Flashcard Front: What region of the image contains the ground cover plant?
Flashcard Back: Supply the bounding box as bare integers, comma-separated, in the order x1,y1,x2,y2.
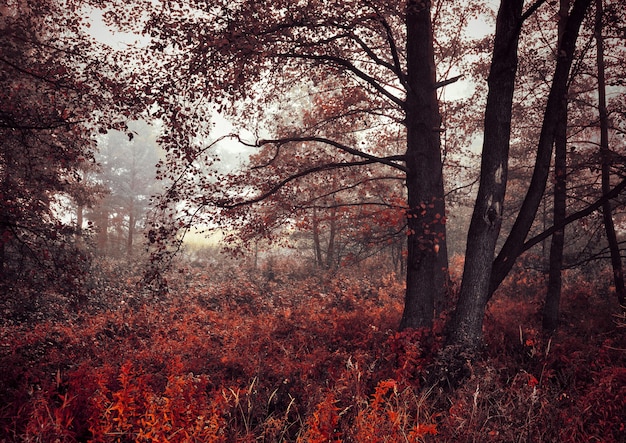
1,256,624,442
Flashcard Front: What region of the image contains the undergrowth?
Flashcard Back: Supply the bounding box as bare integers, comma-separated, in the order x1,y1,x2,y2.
1,256,624,442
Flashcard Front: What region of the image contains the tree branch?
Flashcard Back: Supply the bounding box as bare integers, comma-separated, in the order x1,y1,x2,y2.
434,74,463,89
519,177,626,255
521,0,549,23
279,52,405,109
248,135,408,172
217,158,389,209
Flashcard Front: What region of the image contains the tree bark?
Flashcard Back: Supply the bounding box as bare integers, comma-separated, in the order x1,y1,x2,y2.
543,114,567,331
448,0,524,347
312,207,323,268
595,0,626,309
489,0,593,295
543,0,571,333
326,204,337,269
400,0,447,330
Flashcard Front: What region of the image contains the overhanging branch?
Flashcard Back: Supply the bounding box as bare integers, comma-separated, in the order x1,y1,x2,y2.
250,135,407,172
519,177,626,255
217,158,387,209
279,52,405,109
434,74,463,89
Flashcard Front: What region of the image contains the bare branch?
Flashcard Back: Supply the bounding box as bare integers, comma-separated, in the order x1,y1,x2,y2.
434,74,463,89
250,135,407,172
279,52,405,109
520,177,626,257
521,0,548,23
217,158,389,209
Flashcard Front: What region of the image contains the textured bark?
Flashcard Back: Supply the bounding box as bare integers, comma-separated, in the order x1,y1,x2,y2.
489,0,593,295
399,0,447,329
448,0,523,347
595,0,626,309
543,0,571,333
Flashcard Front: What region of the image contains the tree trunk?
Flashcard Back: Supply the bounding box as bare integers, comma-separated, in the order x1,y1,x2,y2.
595,0,626,309
489,0,593,295
326,204,337,269
95,208,109,257
448,0,523,347
543,0,571,332
311,208,323,268
127,200,135,257
400,0,447,330
543,113,567,331
77,204,84,235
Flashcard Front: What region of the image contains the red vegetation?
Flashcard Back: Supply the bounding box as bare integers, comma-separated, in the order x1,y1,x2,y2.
1,258,624,442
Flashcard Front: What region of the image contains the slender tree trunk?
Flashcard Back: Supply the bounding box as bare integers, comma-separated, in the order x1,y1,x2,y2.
543,114,567,331
543,0,571,332
435,226,451,314
595,0,626,309
312,207,323,267
489,0,593,295
127,200,135,257
400,0,447,330
96,208,109,257
448,0,523,347
77,204,84,235
326,204,337,269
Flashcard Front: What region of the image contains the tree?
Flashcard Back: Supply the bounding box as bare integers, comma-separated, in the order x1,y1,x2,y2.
218,84,410,271
92,122,161,258
542,0,571,332
0,0,149,306
594,0,626,310
0,1,99,294
125,0,489,327
103,0,625,348
447,0,527,347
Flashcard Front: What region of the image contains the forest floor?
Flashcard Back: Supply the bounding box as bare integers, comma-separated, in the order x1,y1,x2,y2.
1,256,625,442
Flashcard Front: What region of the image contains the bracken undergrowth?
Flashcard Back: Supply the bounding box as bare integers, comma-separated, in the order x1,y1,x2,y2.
1,256,624,442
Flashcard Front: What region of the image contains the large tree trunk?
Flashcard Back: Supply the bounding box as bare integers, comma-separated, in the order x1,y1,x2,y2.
489,0,593,295
543,0,571,332
595,0,626,309
448,0,523,347
400,0,448,330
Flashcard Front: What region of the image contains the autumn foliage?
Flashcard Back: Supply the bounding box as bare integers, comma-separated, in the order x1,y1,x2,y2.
1,256,624,442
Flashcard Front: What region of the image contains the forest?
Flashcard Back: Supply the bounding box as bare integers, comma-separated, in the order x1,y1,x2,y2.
1,0,625,441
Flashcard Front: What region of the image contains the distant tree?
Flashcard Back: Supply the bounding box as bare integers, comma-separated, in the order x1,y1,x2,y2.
0,1,97,294
0,0,146,305
92,122,160,258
